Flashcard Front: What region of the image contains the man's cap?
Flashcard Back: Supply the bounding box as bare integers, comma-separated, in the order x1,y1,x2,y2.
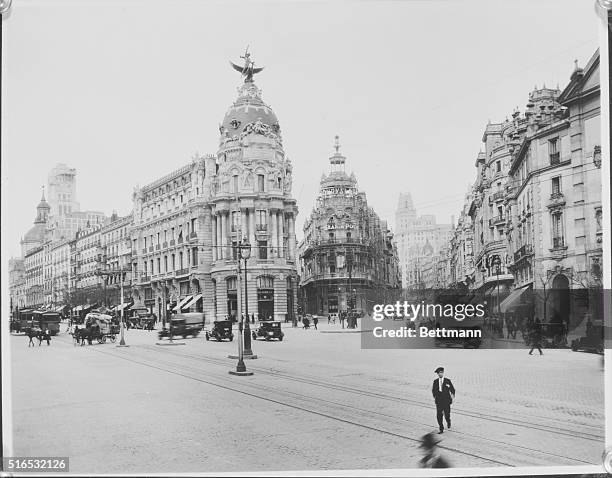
435,367,444,373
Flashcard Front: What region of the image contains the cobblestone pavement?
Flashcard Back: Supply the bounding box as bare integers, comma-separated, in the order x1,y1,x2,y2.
7,321,605,474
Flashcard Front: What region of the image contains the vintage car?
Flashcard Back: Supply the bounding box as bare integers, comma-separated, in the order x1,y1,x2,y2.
158,313,204,339
205,320,234,342
571,320,604,354
431,315,483,349
252,321,284,341
126,307,154,329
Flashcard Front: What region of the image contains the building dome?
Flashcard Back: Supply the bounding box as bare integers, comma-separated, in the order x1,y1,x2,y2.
23,223,46,243
220,81,280,138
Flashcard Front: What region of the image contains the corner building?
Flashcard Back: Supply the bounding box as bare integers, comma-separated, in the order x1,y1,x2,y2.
130,65,299,322
299,138,401,315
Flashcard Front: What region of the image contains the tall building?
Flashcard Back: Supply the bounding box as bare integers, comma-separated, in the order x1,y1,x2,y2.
45,163,107,241
298,137,401,315
47,163,80,217
505,50,602,327
395,193,453,289
20,191,51,257
130,53,299,322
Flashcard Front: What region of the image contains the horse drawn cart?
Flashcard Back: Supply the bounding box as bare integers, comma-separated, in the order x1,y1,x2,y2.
73,312,117,345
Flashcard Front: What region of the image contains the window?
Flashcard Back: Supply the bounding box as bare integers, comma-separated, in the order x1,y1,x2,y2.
231,211,240,232
232,175,239,193
552,176,561,195
256,210,267,230
227,277,237,291
257,276,274,289
549,138,560,164
179,252,183,269
191,218,197,232
192,248,198,266
552,211,564,247
164,256,168,272
258,240,268,259
257,174,265,192
496,161,501,172
171,254,175,270
157,258,161,274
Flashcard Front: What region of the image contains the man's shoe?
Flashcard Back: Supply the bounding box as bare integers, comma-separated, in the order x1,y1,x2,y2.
438,429,444,434
447,423,451,429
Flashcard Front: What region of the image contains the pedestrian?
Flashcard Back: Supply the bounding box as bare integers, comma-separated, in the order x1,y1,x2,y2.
43,328,51,346
418,432,451,468
251,313,255,324
432,366,455,434
27,329,35,347
313,315,318,330
529,317,543,355
328,314,331,324
340,312,345,329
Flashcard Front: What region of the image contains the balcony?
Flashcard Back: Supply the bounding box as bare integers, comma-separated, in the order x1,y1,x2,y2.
489,191,505,203
176,268,189,276
148,246,154,252
142,248,147,254
256,224,268,232
513,244,534,263
189,232,197,242
170,239,176,246
547,192,566,208
489,215,505,227
140,275,151,283
178,237,184,244
162,241,168,249
155,244,160,251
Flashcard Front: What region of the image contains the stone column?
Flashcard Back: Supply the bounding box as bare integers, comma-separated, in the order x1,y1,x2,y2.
241,207,248,241
221,212,228,260
288,215,296,260
270,210,278,258
212,215,217,261
248,208,256,259
278,212,285,258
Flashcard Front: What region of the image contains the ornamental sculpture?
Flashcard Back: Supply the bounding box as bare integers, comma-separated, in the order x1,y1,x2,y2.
230,47,264,83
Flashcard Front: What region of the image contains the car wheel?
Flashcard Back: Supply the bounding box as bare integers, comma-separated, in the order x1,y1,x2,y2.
205,335,209,341
252,332,257,340
279,336,283,341
230,336,233,342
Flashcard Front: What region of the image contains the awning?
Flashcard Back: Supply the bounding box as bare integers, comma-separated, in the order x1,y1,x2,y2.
499,286,531,314
173,295,193,312
181,294,202,310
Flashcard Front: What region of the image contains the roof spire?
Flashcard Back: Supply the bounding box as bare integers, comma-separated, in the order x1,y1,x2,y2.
334,135,341,154
41,185,45,201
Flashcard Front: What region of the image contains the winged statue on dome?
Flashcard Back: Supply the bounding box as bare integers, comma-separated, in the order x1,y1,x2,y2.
230,47,264,83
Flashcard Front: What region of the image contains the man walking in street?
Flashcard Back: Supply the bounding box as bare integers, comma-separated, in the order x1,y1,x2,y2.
312,315,318,330
432,367,455,434
529,317,543,355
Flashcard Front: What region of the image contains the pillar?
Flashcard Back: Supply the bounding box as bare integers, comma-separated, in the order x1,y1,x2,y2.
270,210,278,258
212,215,217,261
278,212,285,258
221,212,228,260
241,207,248,241
248,208,256,259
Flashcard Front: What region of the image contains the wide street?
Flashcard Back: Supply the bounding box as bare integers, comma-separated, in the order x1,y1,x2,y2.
8,320,605,474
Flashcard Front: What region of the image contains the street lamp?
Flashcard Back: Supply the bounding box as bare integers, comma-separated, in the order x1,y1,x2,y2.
229,237,254,376
493,256,502,318
241,238,257,359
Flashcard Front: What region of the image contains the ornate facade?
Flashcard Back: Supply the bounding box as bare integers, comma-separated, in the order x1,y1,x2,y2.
299,137,401,315
130,59,299,322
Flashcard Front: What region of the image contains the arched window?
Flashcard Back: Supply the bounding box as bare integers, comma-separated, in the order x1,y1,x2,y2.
257,276,274,289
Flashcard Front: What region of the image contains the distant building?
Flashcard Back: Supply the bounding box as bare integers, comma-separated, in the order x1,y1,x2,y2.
395,193,453,289
298,137,401,315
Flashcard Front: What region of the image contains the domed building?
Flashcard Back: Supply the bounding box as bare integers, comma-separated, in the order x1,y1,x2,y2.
21,189,50,256
130,51,299,323
298,137,401,316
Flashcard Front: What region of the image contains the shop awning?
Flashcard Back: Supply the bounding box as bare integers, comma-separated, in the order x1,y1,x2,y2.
173,295,193,312
500,286,531,314
181,294,202,310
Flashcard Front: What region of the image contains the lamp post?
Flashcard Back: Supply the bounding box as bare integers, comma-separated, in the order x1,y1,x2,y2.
229,238,253,376
241,238,257,359
493,256,502,317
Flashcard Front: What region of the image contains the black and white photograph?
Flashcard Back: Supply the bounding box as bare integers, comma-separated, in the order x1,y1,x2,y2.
1,0,611,476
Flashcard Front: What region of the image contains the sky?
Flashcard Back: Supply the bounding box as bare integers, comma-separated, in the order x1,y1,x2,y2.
1,0,601,260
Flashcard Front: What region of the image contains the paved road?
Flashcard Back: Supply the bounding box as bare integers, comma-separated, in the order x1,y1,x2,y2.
7,322,605,474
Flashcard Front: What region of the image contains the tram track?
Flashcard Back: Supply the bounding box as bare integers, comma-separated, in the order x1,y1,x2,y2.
136,344,604,442
65,338,601,467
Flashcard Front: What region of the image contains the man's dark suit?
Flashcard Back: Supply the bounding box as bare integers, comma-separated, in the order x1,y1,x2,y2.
432,377,455,431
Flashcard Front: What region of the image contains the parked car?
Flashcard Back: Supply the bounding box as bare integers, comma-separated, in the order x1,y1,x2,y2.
205,320,234,342
127,307,154,329
252,321,284,341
